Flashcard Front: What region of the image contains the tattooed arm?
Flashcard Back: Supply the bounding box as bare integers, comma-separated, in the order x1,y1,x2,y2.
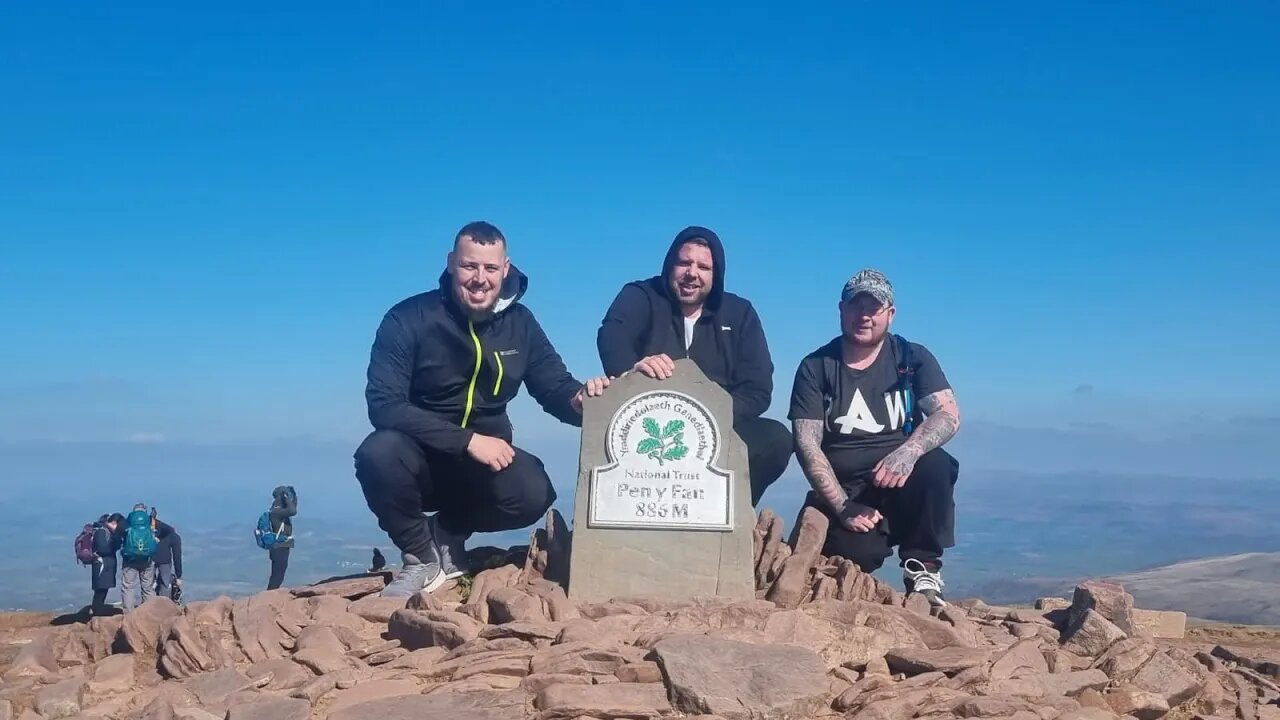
904,389,961,456
793,419,881,532
793,419,846,511
872,389,961,488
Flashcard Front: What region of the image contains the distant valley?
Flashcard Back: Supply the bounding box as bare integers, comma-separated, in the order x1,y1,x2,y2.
2,439,1278,622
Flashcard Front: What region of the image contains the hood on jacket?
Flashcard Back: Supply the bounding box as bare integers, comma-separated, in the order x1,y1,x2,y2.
438,264,529,319
661,226,726,311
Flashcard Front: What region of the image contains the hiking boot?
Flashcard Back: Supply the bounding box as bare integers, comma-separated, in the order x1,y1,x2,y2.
429,514,472,580
380,549,445,598
902,558,947,607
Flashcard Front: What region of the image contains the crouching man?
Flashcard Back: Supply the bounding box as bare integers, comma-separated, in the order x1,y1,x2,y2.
596,226,792,506
355,222,609,597
789,269,961,606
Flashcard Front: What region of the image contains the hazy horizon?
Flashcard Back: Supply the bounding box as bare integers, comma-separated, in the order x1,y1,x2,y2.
5,423,1277,619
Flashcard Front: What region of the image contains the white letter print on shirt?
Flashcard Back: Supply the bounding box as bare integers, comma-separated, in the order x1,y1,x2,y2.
832,388,907,434
833,388,884,434
883,390,906,431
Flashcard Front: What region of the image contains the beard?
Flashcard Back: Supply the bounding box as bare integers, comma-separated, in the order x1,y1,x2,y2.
670,277,711,309
454,284,499,321
844,323,889,347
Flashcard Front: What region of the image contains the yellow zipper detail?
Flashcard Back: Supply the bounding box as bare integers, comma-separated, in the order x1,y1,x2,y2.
492,351,504,396
461,320,482,428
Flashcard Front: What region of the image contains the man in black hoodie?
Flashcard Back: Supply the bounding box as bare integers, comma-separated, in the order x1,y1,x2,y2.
355,221,610,598
150,508,183,601
597,226,792,506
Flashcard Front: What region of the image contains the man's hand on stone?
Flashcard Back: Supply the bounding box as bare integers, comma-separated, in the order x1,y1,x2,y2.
632,354,676,380
872,445,920,489
570,376,612,414
840,502,882,533
467,433,515,472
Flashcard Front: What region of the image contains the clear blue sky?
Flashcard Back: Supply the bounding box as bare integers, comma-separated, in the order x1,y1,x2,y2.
2,2,1277,451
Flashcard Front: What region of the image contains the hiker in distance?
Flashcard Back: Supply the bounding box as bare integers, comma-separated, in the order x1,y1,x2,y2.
354,221,612,598
88,513,124,616
597,226,792,506
119,503,159,612
256,485,297,590
789,269,961,606
150,508,183,603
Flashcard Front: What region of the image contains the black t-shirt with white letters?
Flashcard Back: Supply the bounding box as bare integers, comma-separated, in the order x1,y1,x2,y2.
789,336,950,481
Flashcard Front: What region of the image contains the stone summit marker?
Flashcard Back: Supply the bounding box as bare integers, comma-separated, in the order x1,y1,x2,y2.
568,359,754,602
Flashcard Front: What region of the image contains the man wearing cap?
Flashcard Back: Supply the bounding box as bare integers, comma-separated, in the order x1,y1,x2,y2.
596,226,792,506
789,269,961,606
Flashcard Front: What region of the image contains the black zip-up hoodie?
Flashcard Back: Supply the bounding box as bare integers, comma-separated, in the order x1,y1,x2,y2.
153,520,182,578
596,226,775,423
366,266,584,455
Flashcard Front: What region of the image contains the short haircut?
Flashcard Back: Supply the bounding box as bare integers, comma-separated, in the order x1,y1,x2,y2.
455,221,506,248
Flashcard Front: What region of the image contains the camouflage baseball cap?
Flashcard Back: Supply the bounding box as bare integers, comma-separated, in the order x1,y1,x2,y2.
841,268,894,306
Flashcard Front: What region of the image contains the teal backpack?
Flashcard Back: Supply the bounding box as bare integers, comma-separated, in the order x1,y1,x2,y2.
120,510,158,563
255,511,288,550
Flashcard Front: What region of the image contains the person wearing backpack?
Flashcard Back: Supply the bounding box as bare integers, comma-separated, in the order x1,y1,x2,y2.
150,508,183,603
119,503,159,612
259,485,296,590
75,523,97,567
89,513,123,616
789,269,962,607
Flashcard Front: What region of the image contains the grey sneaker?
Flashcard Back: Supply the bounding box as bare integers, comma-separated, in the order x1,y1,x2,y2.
380,549,445,598
428,514,472,580
903,558,947,607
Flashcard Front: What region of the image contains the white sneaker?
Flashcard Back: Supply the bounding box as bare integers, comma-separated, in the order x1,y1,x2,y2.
903,558,947,607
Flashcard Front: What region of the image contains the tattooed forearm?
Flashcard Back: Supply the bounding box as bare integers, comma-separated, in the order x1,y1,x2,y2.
793,419,847,512
902,389,961,456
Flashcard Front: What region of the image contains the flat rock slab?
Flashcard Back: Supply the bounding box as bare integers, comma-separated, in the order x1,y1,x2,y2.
183,669,258,707
291,576,385,600
1130,651,1203,705
326,679,422,714
886,646,994,675
327,690,526,720
3,634,59,681
35,678,85,720
225,697,310,720
347,596,408,624
388,609,482,650
536,682,673,719
653,634,829,720
245,658,313,692
86,654,136,694
1131,609,1186,639
991,640,1050,680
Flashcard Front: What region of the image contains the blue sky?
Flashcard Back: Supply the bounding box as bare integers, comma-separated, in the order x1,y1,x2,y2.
2,3,1277,471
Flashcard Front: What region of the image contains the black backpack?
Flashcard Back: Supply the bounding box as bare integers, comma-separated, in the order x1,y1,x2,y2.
893,334,917,436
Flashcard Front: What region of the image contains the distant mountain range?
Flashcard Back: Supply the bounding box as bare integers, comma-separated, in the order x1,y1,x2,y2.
1112,552,1280,626
966,552,1280,626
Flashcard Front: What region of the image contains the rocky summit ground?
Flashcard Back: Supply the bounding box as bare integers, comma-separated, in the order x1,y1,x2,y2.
1,507,1278,720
